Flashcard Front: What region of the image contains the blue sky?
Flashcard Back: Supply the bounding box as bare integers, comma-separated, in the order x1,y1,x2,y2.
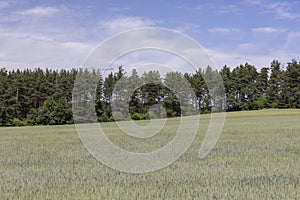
0,0,299,71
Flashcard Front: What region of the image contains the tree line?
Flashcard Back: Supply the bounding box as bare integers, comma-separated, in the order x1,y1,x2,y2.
0,59,299,126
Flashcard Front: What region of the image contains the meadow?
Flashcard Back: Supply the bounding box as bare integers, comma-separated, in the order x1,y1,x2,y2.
0,109,300,199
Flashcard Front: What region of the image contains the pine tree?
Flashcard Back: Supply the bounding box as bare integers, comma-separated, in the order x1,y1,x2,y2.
284,60,300,108
266,60,283,108
253,67,269,109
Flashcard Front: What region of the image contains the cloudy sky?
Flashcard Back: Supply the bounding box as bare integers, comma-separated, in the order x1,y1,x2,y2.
0,0,299,71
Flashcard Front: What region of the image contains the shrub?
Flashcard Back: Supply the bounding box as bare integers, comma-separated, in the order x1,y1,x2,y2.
131,113,150,120
98,113,110,122
112,112,129,121
11,118,27,126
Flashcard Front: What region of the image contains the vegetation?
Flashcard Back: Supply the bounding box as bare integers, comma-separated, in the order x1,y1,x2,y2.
0,109,299,199
0,68,76,126
0,59,300,126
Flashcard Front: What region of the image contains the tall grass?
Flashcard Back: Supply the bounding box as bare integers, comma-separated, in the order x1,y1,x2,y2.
0,109,299,199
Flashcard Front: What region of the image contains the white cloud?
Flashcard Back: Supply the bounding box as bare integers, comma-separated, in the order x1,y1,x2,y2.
108,6,130,12
81,28,217,76
174,23,200,34
215,4,240,14
0,15,159,70
178,3,241,15
252,27,285,33
0,1,13,9
0,29,93,69
0,0,296,74
269,1,299,19
244,0,262,6
236,43,259,54
208,27,240,33
245,0,300,20
286,31,300,40
207,48,279,69
283,31,300,54
102,16,157,34
17,6,60,16
206,33,299,70
205,28,299,69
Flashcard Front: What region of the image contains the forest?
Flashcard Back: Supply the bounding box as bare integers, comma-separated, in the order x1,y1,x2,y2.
0,59,299,126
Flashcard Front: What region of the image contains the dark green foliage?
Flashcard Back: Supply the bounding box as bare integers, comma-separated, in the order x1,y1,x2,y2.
189,68,209,113
284,60,300,108
253,67,269,109
266,60,283,108
37,98,73,125
130,112,148,120
0,68,75,126
0,59,299,126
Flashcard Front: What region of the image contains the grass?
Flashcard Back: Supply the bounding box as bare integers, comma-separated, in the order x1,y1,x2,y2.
0,109,300,199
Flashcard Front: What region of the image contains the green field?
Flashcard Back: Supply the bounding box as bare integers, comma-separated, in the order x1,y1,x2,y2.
1,109,300,199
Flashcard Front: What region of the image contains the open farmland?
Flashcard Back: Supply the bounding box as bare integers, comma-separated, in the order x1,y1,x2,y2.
0,109,300,199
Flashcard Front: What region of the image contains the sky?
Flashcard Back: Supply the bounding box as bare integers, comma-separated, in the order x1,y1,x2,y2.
0,0,299,72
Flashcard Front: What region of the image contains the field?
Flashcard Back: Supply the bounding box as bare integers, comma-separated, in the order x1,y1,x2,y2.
0,109,300,199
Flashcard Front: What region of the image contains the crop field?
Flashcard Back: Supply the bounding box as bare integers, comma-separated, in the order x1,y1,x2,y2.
0,109,300,199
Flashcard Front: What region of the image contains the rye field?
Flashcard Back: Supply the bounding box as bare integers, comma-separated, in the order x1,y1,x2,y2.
0,109,300,199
